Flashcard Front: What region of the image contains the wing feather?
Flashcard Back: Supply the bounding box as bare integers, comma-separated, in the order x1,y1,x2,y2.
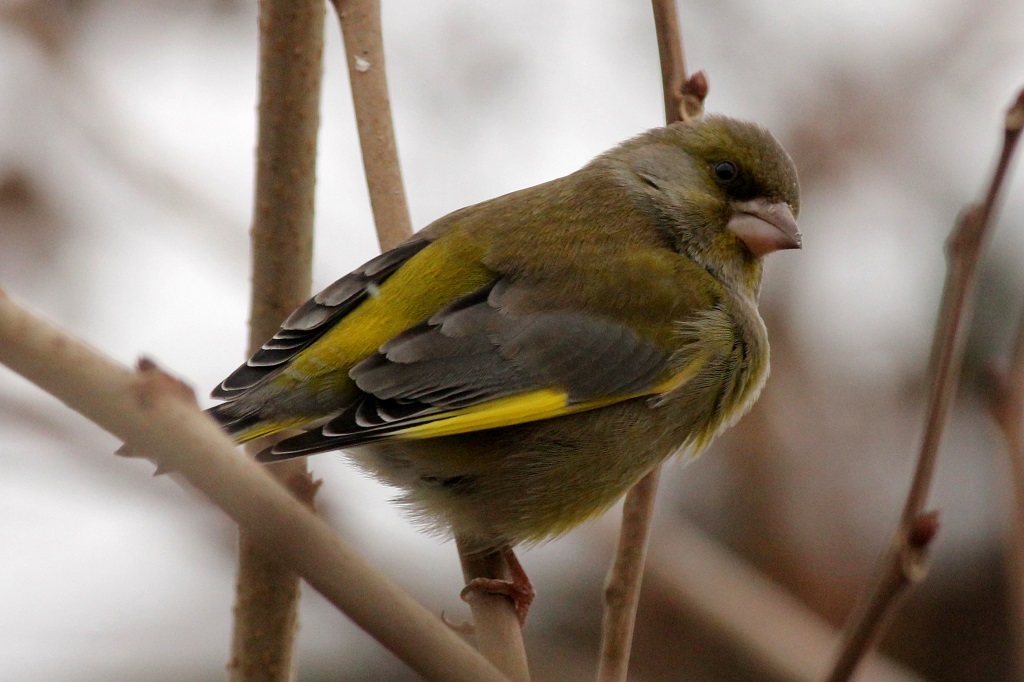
263,278,681,459
212,238,431,399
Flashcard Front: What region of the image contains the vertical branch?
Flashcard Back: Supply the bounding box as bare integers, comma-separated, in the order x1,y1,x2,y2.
651,0,685,123
229,1,325,680
597,469,662,682
329,0,413,250
995,325,1024,682
988,305,1024,679
826,87,1024,682
597,3,706,681
457,540,532,682
329,0,528,672
985,91,1024,682
650,1,707,124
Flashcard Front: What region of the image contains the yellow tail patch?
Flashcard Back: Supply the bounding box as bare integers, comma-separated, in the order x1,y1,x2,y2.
234,418,309,444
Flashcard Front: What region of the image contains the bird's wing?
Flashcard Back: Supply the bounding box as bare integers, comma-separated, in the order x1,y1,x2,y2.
212,237,434,400
261,277,718,461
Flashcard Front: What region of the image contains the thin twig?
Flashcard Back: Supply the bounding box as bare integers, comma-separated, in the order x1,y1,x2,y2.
0,291,508,682
826,86,1024,682
230,1,324,679
453,547,529,675
596,4,707,681
985,91,1024,682
651,0,685,124
597,468,661,682
650,0,707,125
329,0,413,251
330,0,527,670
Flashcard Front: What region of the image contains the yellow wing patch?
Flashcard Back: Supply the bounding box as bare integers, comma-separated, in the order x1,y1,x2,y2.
394,389,571,439
390,351,709,441
273,233,493,391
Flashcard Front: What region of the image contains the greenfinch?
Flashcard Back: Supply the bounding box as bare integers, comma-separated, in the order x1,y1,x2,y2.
209,115,799,589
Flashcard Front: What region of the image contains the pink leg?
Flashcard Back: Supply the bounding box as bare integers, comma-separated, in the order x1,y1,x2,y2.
460,545,536,627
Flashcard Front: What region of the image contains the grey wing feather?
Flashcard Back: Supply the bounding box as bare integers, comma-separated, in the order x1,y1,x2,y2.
265,278,669,458
211,237,431,400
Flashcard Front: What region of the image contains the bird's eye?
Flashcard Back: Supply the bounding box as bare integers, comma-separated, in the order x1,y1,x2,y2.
713,161,739,183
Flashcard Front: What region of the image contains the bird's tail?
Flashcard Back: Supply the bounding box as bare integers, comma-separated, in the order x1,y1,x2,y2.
205,403,305,445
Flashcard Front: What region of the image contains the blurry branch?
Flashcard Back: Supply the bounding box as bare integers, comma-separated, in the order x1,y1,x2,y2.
59,77,246,249
990,291,1024,681
2,394,99,445
596,4,705,681
598,467,661,682
985,87,1024,682
641,521,923,682
328,0,530,675
230,1,324,679
827,87,1024,682
329,0,413,251
3,5,245,254
0,291,507,682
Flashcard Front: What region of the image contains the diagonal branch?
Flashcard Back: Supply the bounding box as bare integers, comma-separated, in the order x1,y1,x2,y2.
642,520,924,682
0,291,508,682
826,86,1024,682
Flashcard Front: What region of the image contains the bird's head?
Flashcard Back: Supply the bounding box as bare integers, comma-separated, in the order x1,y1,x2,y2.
610,115,800,298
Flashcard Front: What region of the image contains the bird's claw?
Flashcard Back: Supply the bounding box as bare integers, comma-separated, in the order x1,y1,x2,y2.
440,610,475,635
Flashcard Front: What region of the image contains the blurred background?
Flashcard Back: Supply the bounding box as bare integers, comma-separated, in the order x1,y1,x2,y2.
2,0,1024,679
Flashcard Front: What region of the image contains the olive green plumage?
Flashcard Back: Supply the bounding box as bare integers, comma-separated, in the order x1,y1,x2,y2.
208,114,801,554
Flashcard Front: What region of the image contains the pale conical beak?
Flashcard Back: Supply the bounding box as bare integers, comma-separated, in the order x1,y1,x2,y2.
727,198,801,257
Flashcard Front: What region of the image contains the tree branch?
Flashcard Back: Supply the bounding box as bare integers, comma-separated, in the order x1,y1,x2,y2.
329,0,529,671
826,86,1024,682
984,87,1024,682
650,0,707,125
457,540,532,682
597,467,662,682
596,4,707,681
990,304,1024,679
0,291,508,682
642,520,923,682
229,1,324,679
329,0,413,250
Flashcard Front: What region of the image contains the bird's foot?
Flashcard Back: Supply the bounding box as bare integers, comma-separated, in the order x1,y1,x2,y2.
459,546,535,627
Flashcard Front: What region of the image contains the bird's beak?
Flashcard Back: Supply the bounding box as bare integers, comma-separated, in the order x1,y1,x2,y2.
727,198,801,257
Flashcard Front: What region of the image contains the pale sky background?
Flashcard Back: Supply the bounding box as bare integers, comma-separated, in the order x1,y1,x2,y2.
2,0,1024,679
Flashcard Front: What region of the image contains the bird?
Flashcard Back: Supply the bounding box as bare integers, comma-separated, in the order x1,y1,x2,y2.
207,114,800,622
